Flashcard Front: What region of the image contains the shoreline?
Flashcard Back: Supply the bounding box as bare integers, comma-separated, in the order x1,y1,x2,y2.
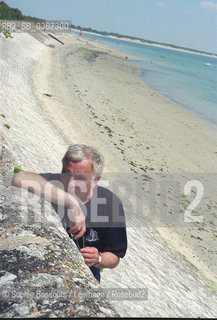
72,30,217,135
70,28,217,59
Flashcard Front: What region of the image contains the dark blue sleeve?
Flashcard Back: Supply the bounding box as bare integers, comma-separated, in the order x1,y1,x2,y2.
102,226,127,258
101,200,127,258
96,187,127,258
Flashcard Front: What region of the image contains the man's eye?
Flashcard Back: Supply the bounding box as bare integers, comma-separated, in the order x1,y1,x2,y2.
74,175,86,181
63,173,74,178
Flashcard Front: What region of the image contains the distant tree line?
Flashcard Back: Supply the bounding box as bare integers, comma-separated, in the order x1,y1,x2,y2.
71,23,217,56
71,23,147,42
0,1,43,21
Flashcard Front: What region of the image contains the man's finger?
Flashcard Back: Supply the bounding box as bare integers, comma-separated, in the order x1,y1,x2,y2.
81,252,95,259
74,226,86,239
80,247,96,253
83,258,95,267
83,258,93,263
68,226,79,234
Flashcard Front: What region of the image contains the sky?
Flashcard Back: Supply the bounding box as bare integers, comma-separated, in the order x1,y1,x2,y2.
4,0,217,53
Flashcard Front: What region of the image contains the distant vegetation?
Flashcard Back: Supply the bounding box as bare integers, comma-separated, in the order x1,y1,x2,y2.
71,24,217,57
0,1,43,21
71,23,149,43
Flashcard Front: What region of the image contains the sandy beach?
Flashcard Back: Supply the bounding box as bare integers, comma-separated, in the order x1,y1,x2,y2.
71,28,217,59
1,32,217,317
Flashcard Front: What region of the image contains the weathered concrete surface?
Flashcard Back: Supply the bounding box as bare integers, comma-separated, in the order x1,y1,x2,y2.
0,147,119,318
0,33,67,173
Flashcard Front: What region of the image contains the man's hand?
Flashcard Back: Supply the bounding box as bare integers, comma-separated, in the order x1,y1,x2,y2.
80,247,100,267
80,248,119,269
67,206,86,239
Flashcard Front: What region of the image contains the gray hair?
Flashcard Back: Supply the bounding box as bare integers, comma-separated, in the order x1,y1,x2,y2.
62,144,104,177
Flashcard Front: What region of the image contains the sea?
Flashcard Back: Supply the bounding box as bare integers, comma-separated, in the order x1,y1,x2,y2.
71,30,217,128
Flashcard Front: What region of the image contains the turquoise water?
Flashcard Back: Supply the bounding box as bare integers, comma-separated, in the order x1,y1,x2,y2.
71,31,217,127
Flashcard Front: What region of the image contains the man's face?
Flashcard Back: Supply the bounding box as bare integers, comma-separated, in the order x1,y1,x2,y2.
61,158,98,202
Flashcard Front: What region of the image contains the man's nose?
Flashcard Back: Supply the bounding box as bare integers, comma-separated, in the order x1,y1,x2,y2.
68,179,87,191
68,177,77,187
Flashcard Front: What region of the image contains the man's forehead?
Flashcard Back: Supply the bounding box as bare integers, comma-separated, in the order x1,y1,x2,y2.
63,158,93,173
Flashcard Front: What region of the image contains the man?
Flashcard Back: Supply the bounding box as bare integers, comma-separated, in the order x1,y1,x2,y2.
12,144,127,282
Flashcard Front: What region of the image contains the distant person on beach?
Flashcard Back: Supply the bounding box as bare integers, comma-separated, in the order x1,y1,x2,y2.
12,144,127,282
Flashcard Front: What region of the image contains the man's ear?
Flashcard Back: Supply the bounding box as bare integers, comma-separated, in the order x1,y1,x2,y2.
92,175,100,187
